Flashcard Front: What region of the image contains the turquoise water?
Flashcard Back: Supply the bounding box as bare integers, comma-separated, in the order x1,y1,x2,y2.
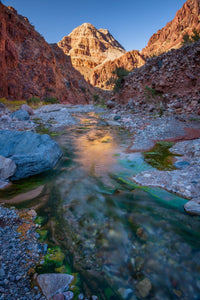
1,114,200,299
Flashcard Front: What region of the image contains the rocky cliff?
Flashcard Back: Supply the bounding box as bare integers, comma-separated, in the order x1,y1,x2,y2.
90,50,145,89
141,0,200,57
0,4,93,102
58,23,126,83
118,40,200,114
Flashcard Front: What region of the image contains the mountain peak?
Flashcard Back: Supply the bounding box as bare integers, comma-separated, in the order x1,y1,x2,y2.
58,23,125,81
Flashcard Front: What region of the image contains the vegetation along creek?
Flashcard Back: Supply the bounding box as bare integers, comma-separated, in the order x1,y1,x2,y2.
1,112,200,300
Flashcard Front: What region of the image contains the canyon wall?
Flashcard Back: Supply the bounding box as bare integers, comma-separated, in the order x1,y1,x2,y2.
141,0,200,57
0,4,93,103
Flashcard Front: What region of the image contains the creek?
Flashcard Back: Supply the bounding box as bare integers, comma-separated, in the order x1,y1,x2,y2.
1,112,200,300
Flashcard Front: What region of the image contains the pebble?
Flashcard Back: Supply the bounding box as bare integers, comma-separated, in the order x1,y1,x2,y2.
136,277,152,298
0,205,46,300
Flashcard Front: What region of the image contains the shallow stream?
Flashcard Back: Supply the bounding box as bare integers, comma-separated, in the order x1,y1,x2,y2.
1,113,200,299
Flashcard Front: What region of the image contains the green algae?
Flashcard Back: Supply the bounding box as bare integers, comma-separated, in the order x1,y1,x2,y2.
144,141,176,171
34,216,48,226
45,247,65,268
36,229,48,242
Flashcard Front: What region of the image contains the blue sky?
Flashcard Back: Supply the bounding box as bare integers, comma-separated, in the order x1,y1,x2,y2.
3,0,186,51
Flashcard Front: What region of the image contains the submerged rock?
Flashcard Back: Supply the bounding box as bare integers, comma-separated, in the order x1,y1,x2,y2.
36,273,74,299
0,130,63,180
136,277,152,298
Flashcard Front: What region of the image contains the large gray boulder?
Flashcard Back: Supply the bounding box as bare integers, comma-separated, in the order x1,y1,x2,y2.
10,109,30,121
0,130,63,180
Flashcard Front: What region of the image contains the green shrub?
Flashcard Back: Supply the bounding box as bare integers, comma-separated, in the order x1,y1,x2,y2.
107,67,130,93
27,97,41,105
182,29,200,45
144,86,162,100
44,97,59,104
93,93,99,102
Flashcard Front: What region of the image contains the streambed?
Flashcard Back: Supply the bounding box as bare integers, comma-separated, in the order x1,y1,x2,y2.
1,112,200,300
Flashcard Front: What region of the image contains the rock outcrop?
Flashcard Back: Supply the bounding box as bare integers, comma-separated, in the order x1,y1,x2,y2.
90,50,145,89
58,23,126,81
141,0,200,57
0,3,93,103
0,130,63,180
118,40,200,114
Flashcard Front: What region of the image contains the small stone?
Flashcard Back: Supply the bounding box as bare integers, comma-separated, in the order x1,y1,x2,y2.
148,105,155,112
136,278,152,298
106,100,116,109
16,276,21,281
118,288,133,299
114,115,121,121
174,102,182,109
63,291,74,300
136,227,148,241
53,294,65,300
173,289,182,298
4,279,9,285
0,268,5,277
144,173,151,178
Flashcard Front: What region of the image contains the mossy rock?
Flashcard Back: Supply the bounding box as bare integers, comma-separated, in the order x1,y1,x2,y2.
45,247,65,267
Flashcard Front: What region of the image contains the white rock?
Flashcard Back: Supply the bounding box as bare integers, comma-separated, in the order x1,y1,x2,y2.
0,155,16,180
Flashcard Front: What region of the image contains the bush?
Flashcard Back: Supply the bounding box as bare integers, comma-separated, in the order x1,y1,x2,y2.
27,97,41,105
108,67,129,93
182,29,200,45
93,93,99,102
43,97,59,104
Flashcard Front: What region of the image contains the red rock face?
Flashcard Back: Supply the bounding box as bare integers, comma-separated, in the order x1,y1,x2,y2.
118,40,200,113
90,50,146,89
141,0,200,58
0,4,93,103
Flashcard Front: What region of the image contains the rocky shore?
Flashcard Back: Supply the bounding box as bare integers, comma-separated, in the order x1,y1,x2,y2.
0,102,200,299
0,205,46,300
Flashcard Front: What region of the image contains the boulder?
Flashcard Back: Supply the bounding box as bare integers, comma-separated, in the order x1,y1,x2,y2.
21,104,34,115
37,273,74,300
0,155,16,179
10,109,30,121
184,198,200,216
0,130,63,180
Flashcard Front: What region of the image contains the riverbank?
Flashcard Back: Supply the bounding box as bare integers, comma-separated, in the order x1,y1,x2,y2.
0,205,46,300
